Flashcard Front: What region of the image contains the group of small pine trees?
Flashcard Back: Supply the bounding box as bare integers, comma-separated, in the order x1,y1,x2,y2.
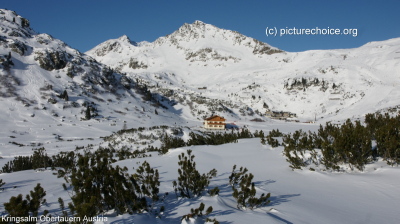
67,152,155,217
278,113,400,171
2,148,75,173
181,202,218,224
259,129,282,147
2,183,48,222
160,129,254,154
0,127,274,222
174,152,271,223
365,113,400,165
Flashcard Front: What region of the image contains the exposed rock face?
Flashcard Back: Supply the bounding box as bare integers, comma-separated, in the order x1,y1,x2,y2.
34,50,69,71
0,8,141,101
9,39,27,56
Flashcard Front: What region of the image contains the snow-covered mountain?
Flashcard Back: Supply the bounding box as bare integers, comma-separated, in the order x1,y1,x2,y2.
88,20,282,71
1,9,400,224
88,21,400,122
1,8,400,156
0,9,187,156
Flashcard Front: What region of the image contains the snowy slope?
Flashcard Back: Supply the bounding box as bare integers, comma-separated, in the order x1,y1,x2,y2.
88,21,400,122
1,137,399,224
0,9,192,157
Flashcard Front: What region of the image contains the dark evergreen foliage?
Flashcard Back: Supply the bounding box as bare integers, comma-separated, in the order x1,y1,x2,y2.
26,183,47,217
173,150,217,198
160,134,186,154
229,165,271,209
282,113,400,171
58,197,69,223
269,129,283,137
3,194,31,221
62,90,69,101
132,161,160,202
3,183,47,222
2,147,52,173
365,113,400,165
85,106,91,120
69,152,146,218
181,202,218,223
0,179,5,189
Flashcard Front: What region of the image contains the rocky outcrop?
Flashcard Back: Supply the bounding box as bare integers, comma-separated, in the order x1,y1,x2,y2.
34,49,69,71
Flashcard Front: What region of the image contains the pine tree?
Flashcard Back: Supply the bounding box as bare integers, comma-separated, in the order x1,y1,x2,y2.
173,150,217,198
85,106,91,120
4,194,31,219
0,179,5,189
62,90,68,101
58,197,69,223
181,203,217,223
229,165,270,210
26,183,47,217
3,184,47,222
133,160,160,202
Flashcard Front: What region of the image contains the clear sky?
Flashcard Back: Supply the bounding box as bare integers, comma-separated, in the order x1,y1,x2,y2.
3,0,400,52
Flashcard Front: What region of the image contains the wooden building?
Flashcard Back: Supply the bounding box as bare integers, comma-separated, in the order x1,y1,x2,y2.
204,115,226,130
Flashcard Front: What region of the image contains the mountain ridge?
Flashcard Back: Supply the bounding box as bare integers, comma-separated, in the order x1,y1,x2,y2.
1,8,400,154
87,20,400,122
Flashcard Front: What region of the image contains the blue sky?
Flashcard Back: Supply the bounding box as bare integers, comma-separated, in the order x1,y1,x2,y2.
3,0,400,52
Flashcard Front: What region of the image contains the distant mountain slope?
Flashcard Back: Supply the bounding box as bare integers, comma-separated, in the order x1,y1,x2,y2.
1,8,400,155
87,21,400,122
87,20,282,73
0,9,187,156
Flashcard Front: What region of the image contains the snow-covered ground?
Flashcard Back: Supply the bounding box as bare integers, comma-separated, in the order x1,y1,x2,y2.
1,136,399,224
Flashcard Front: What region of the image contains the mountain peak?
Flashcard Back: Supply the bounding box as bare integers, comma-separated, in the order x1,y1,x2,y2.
159,20,283,55
118,35,130,42
192,20,206,26
118,35,137,46
0,9,30,29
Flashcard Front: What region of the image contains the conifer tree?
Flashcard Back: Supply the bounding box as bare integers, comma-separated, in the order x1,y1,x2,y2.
181,202,218,223
3,184,47,222
133,160,160,202
229,165,270,210
26,183,47,217
62,90,68,101
4,194,31,219
85,106,91,120
173,150,217,198
0,179,5,189
58,197,68,216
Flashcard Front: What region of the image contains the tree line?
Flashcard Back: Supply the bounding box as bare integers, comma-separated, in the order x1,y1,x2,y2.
277,113,400,171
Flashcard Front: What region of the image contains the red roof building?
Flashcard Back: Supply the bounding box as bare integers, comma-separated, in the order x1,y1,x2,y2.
204,115,226,130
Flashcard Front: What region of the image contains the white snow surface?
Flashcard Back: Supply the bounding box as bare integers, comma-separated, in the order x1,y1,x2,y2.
87,21,400,122
1,137,399,224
